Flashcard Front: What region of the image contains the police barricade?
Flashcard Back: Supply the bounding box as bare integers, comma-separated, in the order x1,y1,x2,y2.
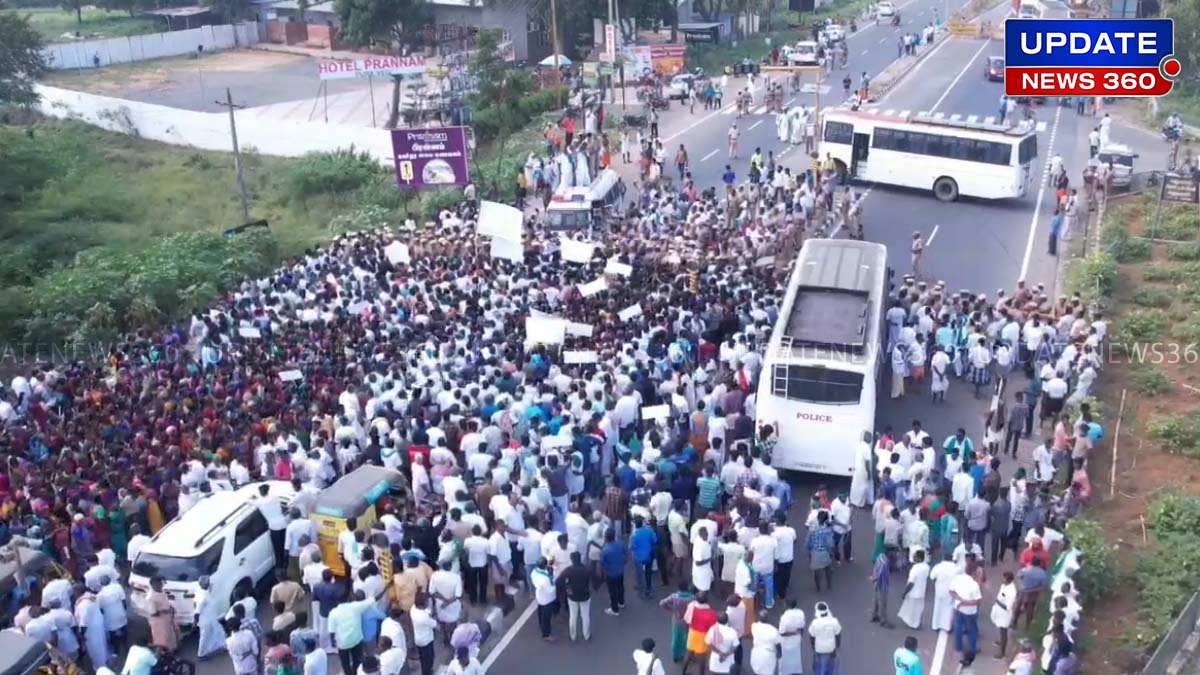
947,20,982,38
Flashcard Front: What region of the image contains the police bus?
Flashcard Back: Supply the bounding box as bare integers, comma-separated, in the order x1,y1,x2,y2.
755,239,890,476
819,108,1040,201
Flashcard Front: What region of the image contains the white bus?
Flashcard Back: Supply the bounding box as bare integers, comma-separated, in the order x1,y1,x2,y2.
819,109,1040,201
755,239,890,476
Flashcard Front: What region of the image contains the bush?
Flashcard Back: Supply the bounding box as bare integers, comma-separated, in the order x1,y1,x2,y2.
1132,364,1171,396
1065,518,1117,605
1103,221,1151,262
1147,412,1200,455
1067,251,1118,306
283,149,383,201
1149,493,1200,536
1114,309,1167,343
1157,208,1200,241
1136,532,1200,647
1167,241,1200,261
1143,262,1195,282
1132,286,1173,309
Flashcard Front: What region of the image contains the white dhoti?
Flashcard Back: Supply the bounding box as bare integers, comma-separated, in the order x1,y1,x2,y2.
849,469,872,508
314,601,332,651
693,562,714,592
898,595,925,629
931,591,954,632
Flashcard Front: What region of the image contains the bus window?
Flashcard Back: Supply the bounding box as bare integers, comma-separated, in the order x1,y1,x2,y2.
824,121,854,144
771,364,864,404
1018,136,1038,164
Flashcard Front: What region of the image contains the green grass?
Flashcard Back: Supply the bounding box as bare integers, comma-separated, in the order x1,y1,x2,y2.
2,7,161,41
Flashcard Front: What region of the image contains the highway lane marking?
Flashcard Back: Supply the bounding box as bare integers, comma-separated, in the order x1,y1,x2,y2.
481,600,538,670
1019,105,1063,280
930,37,991,112
861,49,871,55
880,37,888,43
926,224,940,245
700,148,719,161
930,629,950,674
874,35,957,103
749,120,763,130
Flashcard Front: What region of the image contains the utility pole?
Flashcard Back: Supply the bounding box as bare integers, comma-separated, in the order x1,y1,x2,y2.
550,0,562,108
215,87,251,224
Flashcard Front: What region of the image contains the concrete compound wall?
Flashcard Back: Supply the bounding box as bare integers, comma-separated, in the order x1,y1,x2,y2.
35,84,396,165
44,23,261,70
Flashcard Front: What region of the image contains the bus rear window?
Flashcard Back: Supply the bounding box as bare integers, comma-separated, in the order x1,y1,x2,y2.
771,364,863,404
1018,135,1038,165
823,121,854,145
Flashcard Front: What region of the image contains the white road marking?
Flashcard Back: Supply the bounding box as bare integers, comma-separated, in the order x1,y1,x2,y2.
899,109,911,117
984,115,996,124
481,601,538,670
950,114,962,121
930,38,991,112
663,102,737,142
927,224,940,245
930,630,950,675
753,105,767,115
880,37,888,43
884,108,896,115
966,114,979,123
861,49,871,55
1020,105,1063,280
786,97,797,106
749,120,763,130
700,148,719,161
875,36,957,103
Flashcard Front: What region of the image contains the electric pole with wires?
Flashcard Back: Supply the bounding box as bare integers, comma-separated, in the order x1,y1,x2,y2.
214,87,251,223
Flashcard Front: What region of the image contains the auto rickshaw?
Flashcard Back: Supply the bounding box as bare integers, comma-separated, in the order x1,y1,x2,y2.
310,465,410,580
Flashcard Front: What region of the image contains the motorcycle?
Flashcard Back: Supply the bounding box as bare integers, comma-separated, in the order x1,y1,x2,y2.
1163,124,1182,142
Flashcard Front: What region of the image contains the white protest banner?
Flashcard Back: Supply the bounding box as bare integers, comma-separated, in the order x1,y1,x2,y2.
490,236,523,262
565,322,593,337
525,315,567,345
559,236,597,264
641,404,670,421
477,201,523,241
754,255,776,268
618,303,643,321
563,350,599,364
384,241,411,264
578,277,608,297
604,258,633,276
348,301,372,315
238,326,262,339
279,370,304,382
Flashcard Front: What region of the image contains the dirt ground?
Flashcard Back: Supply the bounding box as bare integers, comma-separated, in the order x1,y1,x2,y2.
1080,191,1200,675
44,49,373,113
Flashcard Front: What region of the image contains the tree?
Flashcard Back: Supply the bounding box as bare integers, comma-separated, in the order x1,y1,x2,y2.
1165,0,1200,92
0,12,48,107
470,30,533,182
61,0,84,24
99,0,152,18
202,0,252,22
335,0,429,127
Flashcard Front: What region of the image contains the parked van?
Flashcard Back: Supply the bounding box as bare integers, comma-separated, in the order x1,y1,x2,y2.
546,169,624,232
128,481,294,626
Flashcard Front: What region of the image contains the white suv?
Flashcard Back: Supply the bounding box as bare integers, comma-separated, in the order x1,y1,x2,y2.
129,481,294,626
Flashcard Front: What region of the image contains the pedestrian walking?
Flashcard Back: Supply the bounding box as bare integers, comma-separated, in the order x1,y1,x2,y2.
870,551,894,628
991,571,1017,658
910,231,925,277
897,550,930,629
806,511,836,591
634,638,668,675
683,593,718,675
705,613,739,675
928,553,957,632
561,551,593,641
749,610,780,675
778,600,807,675
532,558,557,641
949,569,982,659
809,602,842,675
601,528,628,616
660,582,697,662
893,636,922,675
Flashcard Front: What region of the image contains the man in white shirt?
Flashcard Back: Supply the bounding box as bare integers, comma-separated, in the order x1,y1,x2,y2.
749,524,778,610
285,509,318,581
531,559,557,641
411,597,438,675
771,514,797,601
224,619,260,675
428,561,464,635
808,601,842,674
378,636,406,675
634,638,668,675
950,571,983,659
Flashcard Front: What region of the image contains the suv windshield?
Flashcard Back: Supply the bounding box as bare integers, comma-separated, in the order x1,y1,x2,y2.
132,540,223,583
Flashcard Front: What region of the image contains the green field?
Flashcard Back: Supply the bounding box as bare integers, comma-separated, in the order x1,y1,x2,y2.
2,7,162,41
0,116,415,345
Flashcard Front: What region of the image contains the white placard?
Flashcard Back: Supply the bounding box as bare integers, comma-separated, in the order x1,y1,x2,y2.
565,321,593,337
618,303,643,321
559,237,597,264
279,369,304,382
348,301,372,315
578,277,608,297
541,436,573,449
477,201,524,241
238,326,262,339
490,236,524,262
563,350,599,364
525,315,567,345
604,258,633,276
641,404,670,421
754,255,776,268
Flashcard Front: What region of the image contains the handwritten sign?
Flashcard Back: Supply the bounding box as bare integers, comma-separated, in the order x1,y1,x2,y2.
279,370,304,382
238,326,262,339
578,277,608,297
565,322,593,337
604,258,633,276
563,350,599,364
618,303,643,321
490,236,523,262
559,237,597,264
525,315,567,345
478,201,524,241
641,404,670,421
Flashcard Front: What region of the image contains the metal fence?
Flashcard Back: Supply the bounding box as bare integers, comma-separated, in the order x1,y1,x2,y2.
1142,592,1200,675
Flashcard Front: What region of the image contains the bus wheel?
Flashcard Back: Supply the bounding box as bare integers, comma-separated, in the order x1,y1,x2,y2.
933,177,959,202
833,159,849,181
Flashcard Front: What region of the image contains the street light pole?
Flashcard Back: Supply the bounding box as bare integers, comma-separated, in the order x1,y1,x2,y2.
215,87,251,224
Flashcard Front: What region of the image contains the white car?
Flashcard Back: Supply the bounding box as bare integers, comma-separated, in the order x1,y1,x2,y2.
128,481,294,627
876,1,896,16
666,73,697,100
786,41,820,65
820,23,847,42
